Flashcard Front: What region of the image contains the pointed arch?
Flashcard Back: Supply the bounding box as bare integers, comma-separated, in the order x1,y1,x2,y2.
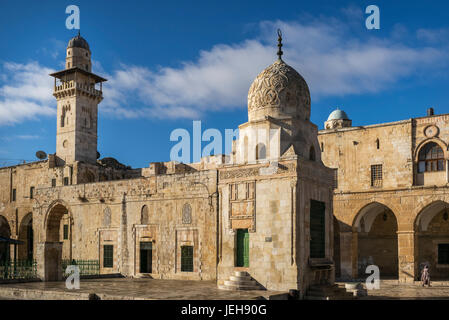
353,202,398,278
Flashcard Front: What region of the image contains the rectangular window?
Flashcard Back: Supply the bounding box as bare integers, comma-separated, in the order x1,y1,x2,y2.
12,189,16,202
103,245,113,268
310,200,326,259
438,244,449,265
63,224,69,240
181,245,194,272
63,177,69,186
371,164,383,187
30,186,34,199
51,179,56,187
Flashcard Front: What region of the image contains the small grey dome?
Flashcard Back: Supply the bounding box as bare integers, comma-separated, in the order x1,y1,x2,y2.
67,34,90,52
328,108,349,121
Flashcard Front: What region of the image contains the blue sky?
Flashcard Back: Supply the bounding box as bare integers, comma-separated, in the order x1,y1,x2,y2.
1,0,449,168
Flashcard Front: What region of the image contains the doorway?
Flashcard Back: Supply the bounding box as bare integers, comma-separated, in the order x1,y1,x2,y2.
140,242,152,273
236,229,249,267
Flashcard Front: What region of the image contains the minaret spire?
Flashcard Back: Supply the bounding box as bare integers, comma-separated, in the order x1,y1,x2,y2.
277,29,283,60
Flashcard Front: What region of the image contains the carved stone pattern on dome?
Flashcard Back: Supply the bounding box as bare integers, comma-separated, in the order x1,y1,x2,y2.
248,60,310,113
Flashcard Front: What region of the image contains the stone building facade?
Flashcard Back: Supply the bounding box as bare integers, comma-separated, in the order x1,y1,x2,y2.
0,33,335,297
319,108,449,282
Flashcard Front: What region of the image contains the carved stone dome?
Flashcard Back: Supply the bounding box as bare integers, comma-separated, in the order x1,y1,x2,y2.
247,59,311,122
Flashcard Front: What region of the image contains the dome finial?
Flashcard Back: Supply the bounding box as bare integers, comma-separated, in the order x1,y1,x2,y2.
277,29,283,60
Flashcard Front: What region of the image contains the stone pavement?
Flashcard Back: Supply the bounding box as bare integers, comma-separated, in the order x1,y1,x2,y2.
2,278,449,300
338,281,449,300
0,278,282,300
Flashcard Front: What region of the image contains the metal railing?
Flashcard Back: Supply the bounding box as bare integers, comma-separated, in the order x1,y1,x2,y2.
0,259,37,280
62,259,100,277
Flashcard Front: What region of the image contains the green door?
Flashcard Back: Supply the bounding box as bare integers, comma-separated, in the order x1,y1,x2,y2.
236,229,249,267
181,246,194,272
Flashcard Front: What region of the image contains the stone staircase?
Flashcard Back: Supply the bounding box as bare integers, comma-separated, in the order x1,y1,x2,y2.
304,283,356,300
218,271,265,291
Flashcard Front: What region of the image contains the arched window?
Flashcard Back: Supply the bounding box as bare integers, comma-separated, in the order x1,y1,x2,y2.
418,142,445,173
182,204,192,224
309,146,316,161
103,207,111,227
141,205,149,225
256,143,266,160
61,107,66,128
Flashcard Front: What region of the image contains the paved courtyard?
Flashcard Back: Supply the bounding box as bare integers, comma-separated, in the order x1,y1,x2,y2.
2,278,449,300
347,281,449,300
0,278,280,300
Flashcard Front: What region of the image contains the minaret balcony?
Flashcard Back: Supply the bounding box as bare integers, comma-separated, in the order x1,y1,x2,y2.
53,80,103,99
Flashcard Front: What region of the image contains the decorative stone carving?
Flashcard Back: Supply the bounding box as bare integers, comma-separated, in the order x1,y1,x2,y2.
247,59,311,122
229,182,256,232
424,125,439,138
219,163,295,180
220,168,260,180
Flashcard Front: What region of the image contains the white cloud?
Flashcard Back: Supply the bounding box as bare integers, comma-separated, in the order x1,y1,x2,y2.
2,134,40,141
1,14,449,125
100,18,449,120
0,62,55,125
417,28,449,44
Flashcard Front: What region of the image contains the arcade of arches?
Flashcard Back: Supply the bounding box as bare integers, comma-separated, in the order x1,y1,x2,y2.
18,213,33,261
334,197,449,282
0,216,11,263
37,203,72,281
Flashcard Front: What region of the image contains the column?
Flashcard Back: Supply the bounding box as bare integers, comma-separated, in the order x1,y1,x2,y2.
397,230,416,283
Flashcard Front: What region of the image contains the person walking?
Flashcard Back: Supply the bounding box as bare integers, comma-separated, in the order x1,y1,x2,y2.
421,265,431,287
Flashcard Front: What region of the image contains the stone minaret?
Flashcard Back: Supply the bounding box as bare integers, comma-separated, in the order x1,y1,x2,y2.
50,33,107,165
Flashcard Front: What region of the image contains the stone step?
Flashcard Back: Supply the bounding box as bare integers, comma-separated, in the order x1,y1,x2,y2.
218,284,262,291
218,271,265,291
234,271,249,277
225,279,257,287
229,275,254,282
